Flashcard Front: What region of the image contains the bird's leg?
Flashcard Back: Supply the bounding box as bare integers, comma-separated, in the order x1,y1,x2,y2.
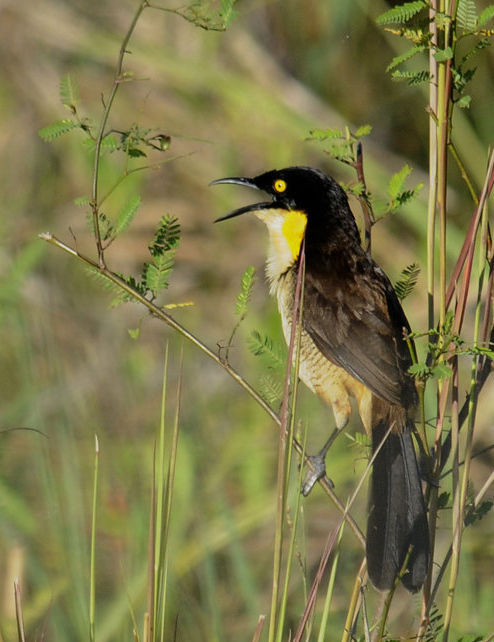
301,425,344,496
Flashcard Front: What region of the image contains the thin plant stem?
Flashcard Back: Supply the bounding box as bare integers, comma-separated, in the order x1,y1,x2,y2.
275,440,307,642
251,616,266,642
422,5,441,607
14,580,26,642
267,245,305,642
159,349,183,642
445,150,494,310
153,345,169,639
353,142,374,252
449,141,479,206
340,559,366,642
427,0,438,332
91,0,150,266
275,279,306,642
293,525,340,642
89,434,100,642
436,0,457,329
317,523,345,642
442,159,489,642
146,447,156,641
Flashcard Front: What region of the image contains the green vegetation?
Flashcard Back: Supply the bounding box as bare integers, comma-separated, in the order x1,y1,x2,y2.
1,0,494,640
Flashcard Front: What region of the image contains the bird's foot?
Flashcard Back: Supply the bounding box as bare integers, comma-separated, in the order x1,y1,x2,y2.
301,454,334,496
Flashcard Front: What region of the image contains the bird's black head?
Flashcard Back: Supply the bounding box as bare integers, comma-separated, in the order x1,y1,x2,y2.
211,166,346,220
211,166,360,245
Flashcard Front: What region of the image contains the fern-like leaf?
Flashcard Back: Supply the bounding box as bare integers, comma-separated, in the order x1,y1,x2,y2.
388,165,412,200
149,215,181,257
144,251,175,295
235,266,256,317
259,374,283,405
87,269,146,308
346,432,371,449
465,499,494,526
397,187,423,205
179,0,239,31
141,215,181,298
308,127,344,141
354,124,373,138
461,37,490,64
394,263,420,300
457,0,478,30
248,330,285,370
456,94,472,108
109,275,148,308
424,605,444,642
59,74,80,109
386,45,427,71
38,119,78,141
377,1,427,25
451,65,477,94
116,195,141,236
87,268,122,296
219,0,238,26
391,69,431,84
478,4,494,26
74,196,90,207
82,135,118,153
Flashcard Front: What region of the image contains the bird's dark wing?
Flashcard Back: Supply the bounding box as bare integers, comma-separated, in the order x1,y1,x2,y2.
302,247,414,408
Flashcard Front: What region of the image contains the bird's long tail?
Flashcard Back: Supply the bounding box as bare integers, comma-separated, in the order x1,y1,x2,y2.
366,418,429,592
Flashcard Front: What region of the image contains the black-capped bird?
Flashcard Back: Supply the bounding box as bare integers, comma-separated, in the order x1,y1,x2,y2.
212,166,429,592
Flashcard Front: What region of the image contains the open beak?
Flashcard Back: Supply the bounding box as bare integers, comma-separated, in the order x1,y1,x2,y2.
210,177,273,222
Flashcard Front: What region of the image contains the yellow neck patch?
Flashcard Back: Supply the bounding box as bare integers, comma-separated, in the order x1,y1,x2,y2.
253,207,308,290
282,210,307,260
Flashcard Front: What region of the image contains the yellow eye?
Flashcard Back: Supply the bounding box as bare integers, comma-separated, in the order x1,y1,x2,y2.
274,179,287,193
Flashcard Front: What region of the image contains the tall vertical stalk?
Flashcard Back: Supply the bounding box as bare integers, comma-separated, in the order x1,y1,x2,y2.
422,0,457,629
442,170,489,641
436,0,455,338
91,0,149,266
89,435,99,642
267,248,305,642
427,0,439,333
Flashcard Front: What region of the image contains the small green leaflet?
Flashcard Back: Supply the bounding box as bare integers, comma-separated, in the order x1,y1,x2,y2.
391,69,432,85
116,195,141,236
59,74,80,110
143,215,181,298
386,45,427,72
149,215,180,256
143,252,175,296
394,263,420,301
456,0,478,31
388,165,412,200
376,0,427,25
478,4,494,27
248,330,285,370
235,266,256,317
38,119,78,141
434,47,454,62
259,374,283,405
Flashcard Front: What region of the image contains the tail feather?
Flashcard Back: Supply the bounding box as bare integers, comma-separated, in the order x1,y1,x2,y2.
366,420,429,592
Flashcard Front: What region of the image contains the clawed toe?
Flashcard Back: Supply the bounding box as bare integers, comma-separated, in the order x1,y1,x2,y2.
301,454,334,496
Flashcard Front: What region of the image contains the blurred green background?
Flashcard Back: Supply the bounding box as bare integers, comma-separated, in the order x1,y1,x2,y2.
1,0,494,639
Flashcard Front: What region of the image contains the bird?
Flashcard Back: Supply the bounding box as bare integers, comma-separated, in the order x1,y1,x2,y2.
211,165,429,592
